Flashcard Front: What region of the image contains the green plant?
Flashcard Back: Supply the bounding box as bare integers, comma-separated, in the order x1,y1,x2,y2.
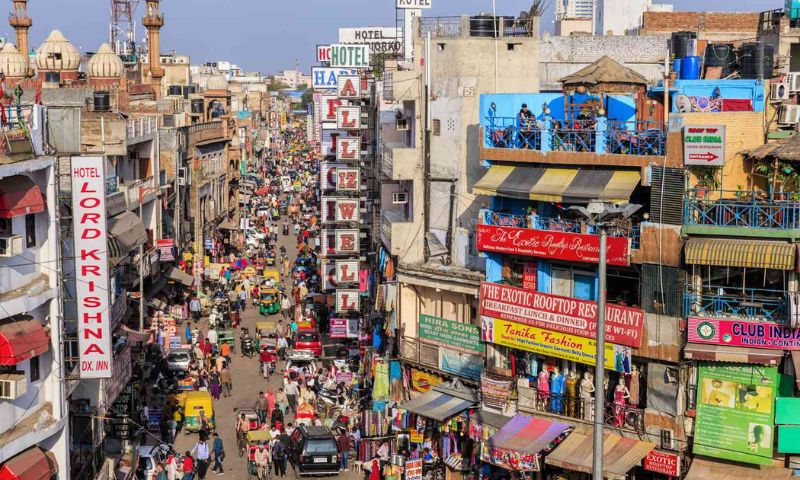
690,166,720,190
755,159,800,193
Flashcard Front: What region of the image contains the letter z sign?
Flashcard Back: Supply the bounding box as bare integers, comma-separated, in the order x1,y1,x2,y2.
336,168,360,191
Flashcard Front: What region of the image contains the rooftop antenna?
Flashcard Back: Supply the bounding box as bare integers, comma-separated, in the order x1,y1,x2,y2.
110,0,140,62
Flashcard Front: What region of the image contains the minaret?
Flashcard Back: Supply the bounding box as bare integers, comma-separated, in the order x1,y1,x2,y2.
9,0,31,57
142,0,164,97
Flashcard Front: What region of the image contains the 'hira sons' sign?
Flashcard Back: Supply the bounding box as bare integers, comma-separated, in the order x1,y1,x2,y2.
329,44,370,69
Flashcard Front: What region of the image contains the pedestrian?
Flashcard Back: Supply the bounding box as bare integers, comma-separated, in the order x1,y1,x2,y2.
190,296,201,323
182,452,194,480
337,429,351,472
277,336,288,360
284,379,299,413
207,328,218,346
239,288,247,311
255,443,271,480
211,432,225,475
198,411,211,440
266,390,276,423
271,437,288,478
219,364,232,397
275,387,288,417
166,453,179,480
209,370,221,400
220,342,231,366
255,391,268,424
351,425,361,459
191,437,211,480
156,463,168,480
280,296,291,321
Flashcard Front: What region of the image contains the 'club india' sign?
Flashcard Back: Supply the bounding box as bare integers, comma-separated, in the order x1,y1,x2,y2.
684,125,725,166
71,156,113,378
329,44,370,69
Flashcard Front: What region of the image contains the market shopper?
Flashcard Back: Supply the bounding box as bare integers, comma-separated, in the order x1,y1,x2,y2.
255,391,268,424
272,436,288,478
189,296,201,323
211,432,225,475
191,437,210,480
337,429,351,471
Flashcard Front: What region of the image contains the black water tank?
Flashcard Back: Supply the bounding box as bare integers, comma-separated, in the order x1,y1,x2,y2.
191,99,204,114
167,85,182,96
93,91,110,112
671,31,696,58
740,42,775,79
470,15,497,38
704,43,737,76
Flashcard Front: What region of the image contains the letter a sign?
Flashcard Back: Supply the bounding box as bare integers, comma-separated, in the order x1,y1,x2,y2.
335,199,360,223
336,105,361,129
336,136,360,161
337,75,361,100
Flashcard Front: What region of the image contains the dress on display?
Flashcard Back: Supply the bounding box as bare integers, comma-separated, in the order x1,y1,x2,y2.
551,373,564,413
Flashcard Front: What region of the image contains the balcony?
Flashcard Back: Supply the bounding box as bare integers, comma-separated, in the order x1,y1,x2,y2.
187,120,227,148
684,286,787,322
482,117,665,167
684,189,800,239
381,142,420,181
381,209,417,258
110,290,128,333
400,336,444,371
481,210,640,249
126,116,157,144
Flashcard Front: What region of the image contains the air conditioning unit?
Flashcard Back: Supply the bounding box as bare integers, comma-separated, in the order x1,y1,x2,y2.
789,73,800,92
660,429,674,450
395,117,410,131
392,192,408,204
771,83,790,102
0,234,23,257
0,374,27,399
177,167,187,186
779,104,800,125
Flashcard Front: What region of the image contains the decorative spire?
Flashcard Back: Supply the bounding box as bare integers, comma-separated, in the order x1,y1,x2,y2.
9,0,31,57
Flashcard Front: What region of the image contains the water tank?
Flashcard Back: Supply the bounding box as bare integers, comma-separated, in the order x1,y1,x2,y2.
671,31,696,59
672,58,682,77
190,99,204,114
704,44,737,77
167,85,182,96
680,56,702,80
740,42,775,79
470,15,497,38
93,91,110,112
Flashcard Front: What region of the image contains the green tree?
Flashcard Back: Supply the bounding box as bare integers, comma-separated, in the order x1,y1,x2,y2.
301,89,313,108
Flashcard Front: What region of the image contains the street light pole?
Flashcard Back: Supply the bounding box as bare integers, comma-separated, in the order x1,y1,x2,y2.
592,227,607,480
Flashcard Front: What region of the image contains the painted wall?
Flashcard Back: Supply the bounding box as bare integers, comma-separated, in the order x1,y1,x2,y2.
663,79,767,113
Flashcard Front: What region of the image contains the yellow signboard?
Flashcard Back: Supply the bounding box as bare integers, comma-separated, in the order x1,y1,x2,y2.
481,317,630,373
410,429,424,443
410,369,444,392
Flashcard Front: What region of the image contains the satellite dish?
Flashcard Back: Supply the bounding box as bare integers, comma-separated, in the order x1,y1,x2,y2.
675,94,692,113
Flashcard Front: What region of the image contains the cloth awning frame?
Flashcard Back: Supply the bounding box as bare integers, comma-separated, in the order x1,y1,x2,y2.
685,238,795,270
399,390,476,422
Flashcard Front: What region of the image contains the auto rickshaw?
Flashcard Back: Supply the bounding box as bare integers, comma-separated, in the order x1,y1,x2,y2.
258,288,280,315
181,391,215,433
246,430,273,479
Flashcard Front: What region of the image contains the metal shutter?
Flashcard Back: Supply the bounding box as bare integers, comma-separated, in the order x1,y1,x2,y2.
640,263,684,318
650,166,685,226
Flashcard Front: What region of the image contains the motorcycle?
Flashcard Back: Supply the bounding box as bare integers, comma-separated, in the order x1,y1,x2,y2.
240,328,255,357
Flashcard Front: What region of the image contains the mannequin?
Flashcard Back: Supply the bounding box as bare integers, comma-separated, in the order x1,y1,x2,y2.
614,378,631,426
566,370,579,417
537,367,550,410
629,365,640,406
603,374,610,401
579,372,594,421
550,367,564,414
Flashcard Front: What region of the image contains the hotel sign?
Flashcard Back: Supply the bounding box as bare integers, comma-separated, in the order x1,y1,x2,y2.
336,136,360,161
71,156,113,379
316,45,331,63
396,0,432,7
311,67,358,91
476,224,630,266
689,317,800,350
479,282,644,348
328,44,370,69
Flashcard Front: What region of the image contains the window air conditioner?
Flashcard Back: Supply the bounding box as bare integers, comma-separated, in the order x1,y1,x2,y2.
0,374,27,399
660,429,675,450
0,234,23,257
178,167,187,186
770,83,790,102
392,192,408,204
789,73,800,92
778,104,800,125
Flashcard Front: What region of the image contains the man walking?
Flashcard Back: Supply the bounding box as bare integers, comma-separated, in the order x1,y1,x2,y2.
284,379,299,413
337,429,351,472
272,437,288,478
211,432,225,475
255,391,268,424
281,295,291,321
219,364,232,397
191,437,211,480
189,296,201,323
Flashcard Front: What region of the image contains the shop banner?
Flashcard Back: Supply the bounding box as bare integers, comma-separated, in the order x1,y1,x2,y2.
481,444,540,472
409,430,424,444
330,318,348,338
321,260,337,290
694,364,778,466
482,316,631,373
523,262,537,290
689,317,800,350
476,224,630,266
419,314,484,353
405,460,423,480
479,282,644,348
439,348,482,381
410,369,443,392
481,374,513,409
644,450,681,477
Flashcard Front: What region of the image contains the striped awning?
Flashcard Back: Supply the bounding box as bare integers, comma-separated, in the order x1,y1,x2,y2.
685,238,795,270
487,415,570,454
400,390,476,422
473,165,640,204
684,343,784,366
545,431,655,480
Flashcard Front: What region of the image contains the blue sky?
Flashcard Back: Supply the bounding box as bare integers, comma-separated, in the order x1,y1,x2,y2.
10,0,781,74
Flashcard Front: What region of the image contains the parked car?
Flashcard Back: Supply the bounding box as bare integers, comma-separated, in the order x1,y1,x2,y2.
288,425,340,476
136,445,167,480
294,329,323,357
166,348,193,372
284,350,318,388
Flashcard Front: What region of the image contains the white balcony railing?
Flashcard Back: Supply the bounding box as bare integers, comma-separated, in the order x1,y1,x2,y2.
127,116,157,141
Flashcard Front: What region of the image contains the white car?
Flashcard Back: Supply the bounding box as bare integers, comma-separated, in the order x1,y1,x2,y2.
283,350,318,388
246,228,266,240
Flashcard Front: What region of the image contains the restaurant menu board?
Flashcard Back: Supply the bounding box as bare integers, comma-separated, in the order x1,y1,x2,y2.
694,364,778,466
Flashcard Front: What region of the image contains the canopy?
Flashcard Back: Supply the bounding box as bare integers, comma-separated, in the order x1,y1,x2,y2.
0,175,45,218
545,431,655,480
0,447,58,480
684,343,784,366
400,390,477,422
166,266,194,287
559,55,648,89
472,410,513,430
684,238,795,270
0,319,49,366
121,325,152,343
487,415,570,454
474,165,639,204
107,211,148,260
685,457,794,480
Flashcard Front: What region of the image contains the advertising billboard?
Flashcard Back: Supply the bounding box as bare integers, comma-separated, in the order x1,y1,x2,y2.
684,125,725,166
694,364,778,465
328,44,370,69
396,0,432,7
419,314,483,353
479,282,644,348
71,156,113,378
688,317,800,350
338,27,401,54
311,67,358,91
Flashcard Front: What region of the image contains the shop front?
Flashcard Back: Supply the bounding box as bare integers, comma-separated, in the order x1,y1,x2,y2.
544,431,655,480
0,447,59,480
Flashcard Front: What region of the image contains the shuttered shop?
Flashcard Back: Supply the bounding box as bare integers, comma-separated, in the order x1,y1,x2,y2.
639,263,684,318
650,166,684,226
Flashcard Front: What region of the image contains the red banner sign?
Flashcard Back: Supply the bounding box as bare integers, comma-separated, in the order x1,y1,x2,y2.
523,262,537,290
476,224,630,266
643,450,680,477
479,282,644,348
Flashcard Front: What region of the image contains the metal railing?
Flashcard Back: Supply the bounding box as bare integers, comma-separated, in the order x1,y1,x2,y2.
127,115,157,139
399,336,442,370
484,117,665,156
684,286,787,322
685,189,800,230
419,16,462,38
481,210,641,249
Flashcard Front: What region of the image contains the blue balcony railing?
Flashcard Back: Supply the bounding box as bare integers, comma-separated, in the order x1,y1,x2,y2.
481,210,640,249
684,287,787,322
484,117,665,156
685,189,800,230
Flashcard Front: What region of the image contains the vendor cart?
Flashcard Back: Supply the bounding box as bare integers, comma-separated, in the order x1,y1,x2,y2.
295,401,316,426
218,327,236,353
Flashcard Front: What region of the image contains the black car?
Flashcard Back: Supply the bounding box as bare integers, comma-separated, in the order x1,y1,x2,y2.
288,425,340,476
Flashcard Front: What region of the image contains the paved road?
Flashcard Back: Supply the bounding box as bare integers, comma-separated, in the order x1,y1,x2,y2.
173,215,361,480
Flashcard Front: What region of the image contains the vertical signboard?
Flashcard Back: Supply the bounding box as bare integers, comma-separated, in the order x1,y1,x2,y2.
336,105,362,129
336,289,360,312
694,364,778,465
335,199,360,223
316,45,331,63
311,67,358,91
335,259,359,284
71,156,113,378
321,260,338,290
335,229,359,254
328,44,370,69
320,95,342,123
336,136,361,161
337,75,362,100
336,167,360,191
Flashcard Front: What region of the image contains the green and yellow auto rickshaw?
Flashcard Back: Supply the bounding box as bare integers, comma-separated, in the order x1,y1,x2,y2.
258,288,280,315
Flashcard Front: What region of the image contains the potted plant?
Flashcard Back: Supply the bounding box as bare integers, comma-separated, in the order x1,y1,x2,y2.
689,166,720,198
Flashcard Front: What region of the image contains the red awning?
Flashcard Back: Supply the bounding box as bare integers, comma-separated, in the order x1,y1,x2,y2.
0,447,58,480
0,320,49,366
0,175,45,218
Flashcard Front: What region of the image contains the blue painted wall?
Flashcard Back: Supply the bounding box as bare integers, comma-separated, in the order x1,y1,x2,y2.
653,79,766,112
479,93,637,128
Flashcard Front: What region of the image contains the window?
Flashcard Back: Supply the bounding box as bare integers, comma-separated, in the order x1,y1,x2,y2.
25,213,35,248
437,43,446,51
432,119,441,136
29,356,40,382
0,218,10,235
551,265,596,300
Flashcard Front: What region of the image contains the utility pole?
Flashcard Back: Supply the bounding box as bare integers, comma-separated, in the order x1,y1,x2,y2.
422,31,431,262
593,227,607,480
138,194,145,331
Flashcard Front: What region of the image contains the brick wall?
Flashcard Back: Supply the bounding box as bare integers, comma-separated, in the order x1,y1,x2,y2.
641,11,760,34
